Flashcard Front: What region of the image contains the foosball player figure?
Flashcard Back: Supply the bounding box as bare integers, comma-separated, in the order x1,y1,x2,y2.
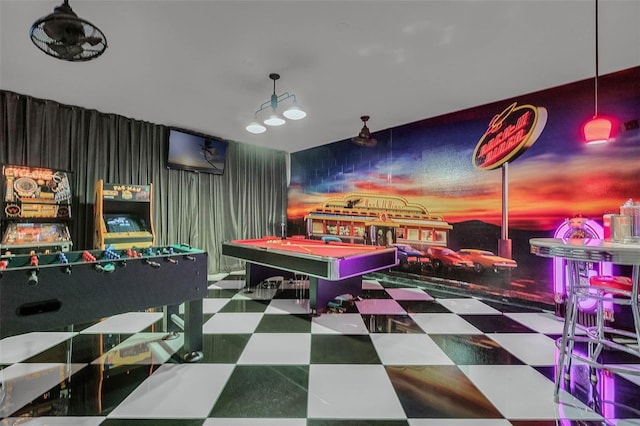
104,246,121,260
158,247,174,255
27,255,39,285
58,253,71,274
125,248,142,258
82,251,96,262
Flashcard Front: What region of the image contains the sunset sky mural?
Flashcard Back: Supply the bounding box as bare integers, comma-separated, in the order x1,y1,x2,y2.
289,66,640,233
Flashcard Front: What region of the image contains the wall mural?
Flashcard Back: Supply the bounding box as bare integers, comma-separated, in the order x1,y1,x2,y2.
288,66,640,309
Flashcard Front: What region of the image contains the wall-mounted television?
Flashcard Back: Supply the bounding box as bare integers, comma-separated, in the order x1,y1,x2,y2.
166,127,229,175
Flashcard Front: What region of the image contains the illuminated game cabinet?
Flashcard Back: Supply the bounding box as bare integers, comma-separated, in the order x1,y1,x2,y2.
94,180,155,249
553,217,612,320
0,165,73,255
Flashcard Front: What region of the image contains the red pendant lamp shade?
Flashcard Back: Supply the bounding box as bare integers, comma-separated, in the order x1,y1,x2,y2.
582,0,615,145
583,116,613,144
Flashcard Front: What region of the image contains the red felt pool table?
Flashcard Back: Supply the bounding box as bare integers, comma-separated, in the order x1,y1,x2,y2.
221,237,398,312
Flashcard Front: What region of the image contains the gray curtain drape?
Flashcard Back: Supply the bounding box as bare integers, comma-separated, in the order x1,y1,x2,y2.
0,90,288,274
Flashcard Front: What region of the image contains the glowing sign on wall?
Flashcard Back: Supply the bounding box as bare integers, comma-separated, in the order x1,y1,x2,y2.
473,102,548,170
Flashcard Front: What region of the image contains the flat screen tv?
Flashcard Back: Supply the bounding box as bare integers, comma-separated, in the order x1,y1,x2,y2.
166,127,229,175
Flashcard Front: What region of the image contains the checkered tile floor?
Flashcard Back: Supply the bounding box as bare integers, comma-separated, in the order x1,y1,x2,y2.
2,272,640,425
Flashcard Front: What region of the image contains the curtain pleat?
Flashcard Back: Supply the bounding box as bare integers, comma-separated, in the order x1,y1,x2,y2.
0,90,287,274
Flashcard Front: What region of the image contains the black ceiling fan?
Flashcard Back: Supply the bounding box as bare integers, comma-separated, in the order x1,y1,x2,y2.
351,115,377,147
29,0,107,62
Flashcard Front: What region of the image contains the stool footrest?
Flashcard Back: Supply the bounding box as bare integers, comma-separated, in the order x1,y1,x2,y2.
558,335,640,371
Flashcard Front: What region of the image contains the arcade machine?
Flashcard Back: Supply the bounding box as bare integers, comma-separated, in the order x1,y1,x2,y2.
94,179,155,250
553,217,612,324
0,165,73,255
91,180,204,361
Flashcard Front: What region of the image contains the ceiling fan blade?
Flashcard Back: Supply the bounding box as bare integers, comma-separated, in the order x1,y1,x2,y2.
48,41,84,60
80,36,103,46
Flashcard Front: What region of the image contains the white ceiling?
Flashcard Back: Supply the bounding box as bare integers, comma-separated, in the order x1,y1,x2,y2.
2,0,640,153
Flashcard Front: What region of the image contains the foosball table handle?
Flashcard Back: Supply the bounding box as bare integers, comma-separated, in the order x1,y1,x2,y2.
94,263,115,273
145,260,161,269
28,270,38,285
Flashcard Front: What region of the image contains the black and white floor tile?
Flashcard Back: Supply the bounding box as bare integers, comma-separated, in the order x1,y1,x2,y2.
1,273,640,425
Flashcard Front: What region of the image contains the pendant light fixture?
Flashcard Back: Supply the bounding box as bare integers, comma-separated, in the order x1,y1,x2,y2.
245,73,307,134
582,0,613,145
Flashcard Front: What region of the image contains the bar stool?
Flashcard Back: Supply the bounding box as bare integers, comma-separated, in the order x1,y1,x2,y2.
587,275,640,366
555,273,640,399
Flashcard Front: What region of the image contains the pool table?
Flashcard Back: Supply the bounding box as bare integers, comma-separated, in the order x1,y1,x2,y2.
221,237,398,312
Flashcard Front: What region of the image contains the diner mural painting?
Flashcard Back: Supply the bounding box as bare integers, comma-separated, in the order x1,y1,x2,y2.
288,66,640,309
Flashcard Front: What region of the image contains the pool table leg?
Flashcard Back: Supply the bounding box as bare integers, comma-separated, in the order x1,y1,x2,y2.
245,263,296,293
310,276,363,314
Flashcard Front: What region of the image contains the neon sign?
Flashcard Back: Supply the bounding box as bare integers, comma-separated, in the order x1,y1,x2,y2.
473,102,547,170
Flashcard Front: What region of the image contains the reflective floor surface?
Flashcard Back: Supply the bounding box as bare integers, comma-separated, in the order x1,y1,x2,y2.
1,273,640,425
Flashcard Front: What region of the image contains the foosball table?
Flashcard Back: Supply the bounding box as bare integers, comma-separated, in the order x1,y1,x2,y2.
0,244,208,361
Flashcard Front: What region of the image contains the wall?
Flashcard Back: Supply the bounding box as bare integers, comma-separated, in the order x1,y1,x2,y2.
288,66,640,307
0,91,288,274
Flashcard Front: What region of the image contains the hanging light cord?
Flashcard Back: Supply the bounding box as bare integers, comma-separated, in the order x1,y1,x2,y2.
271,76,279,110
594,0,599,117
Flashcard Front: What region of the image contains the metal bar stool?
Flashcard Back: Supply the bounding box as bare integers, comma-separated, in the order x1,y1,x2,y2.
587,275,640,365
555,271,640,400
529,238,640,403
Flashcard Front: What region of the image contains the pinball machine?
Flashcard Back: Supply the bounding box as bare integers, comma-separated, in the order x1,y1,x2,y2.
0,165,73,255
